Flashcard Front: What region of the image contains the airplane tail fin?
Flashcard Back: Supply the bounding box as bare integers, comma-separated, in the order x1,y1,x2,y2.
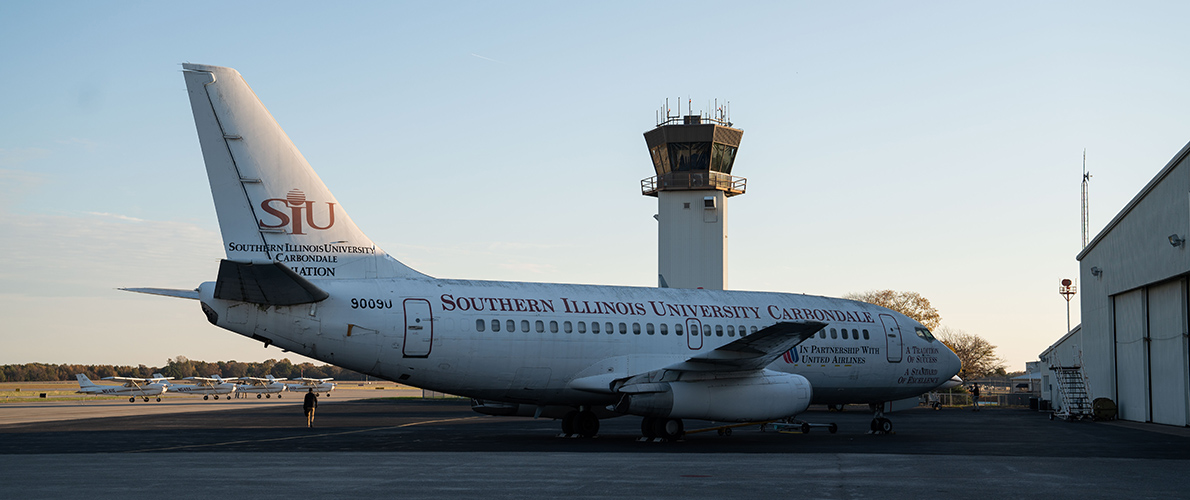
76,374,97,388
180,64,427,281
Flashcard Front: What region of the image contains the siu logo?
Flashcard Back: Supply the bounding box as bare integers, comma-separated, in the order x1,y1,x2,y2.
258,189,336,234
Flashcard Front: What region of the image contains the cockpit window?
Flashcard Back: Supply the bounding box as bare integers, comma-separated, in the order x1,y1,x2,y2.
915,327,936,342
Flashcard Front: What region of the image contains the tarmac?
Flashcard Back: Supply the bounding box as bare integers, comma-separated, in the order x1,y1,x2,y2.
1,395,1188,499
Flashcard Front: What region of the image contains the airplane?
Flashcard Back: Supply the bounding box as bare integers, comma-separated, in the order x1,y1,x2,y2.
124,63,962,440
165,375,238,400
285,377,335,397
236,375,289,398
75,373,172,403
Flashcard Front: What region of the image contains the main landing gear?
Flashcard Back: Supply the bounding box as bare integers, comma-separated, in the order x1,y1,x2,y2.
129,397,135,403
869,403,893,434
203,395,209,400
560,408,600,438
639,417,685,441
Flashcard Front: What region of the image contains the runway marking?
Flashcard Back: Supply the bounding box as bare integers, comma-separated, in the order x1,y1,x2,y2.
124,416,480,453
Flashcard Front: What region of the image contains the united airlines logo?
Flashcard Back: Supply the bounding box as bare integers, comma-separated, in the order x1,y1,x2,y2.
782,349,799,363
258,189,337,234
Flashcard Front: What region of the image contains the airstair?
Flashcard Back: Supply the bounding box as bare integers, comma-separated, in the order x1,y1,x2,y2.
1050,364,1092,421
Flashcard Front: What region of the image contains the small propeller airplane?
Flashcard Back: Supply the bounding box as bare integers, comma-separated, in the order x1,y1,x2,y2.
75,373,173,403
236,375,289,399
166,375,239,400
285,377,335,397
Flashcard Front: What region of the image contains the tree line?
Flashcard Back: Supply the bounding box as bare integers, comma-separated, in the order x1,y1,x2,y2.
0,357,369,383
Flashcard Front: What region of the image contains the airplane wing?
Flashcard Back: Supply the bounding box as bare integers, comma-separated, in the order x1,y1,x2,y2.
572,321,827,395
104,376,150,388
660,320,827,372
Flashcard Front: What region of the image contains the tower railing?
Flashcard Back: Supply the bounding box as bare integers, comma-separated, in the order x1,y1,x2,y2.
641,171,746,197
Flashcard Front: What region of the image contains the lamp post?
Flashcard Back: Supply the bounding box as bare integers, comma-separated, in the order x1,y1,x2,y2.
1059,279,1077,333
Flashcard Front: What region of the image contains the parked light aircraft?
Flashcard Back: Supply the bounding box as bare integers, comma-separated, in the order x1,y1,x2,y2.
237,375,288,398
75,374,172,403
285,377,335,396
125,63,962,439
166,375,238,400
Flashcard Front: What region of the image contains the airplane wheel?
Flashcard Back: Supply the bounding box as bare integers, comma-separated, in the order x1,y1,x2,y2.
829,423,838,434
561,411,577,435
878,418,892,433
156,397,161,402
801,422,811,434
575,411,599,438
144,397,150,402
653,418,684,440
641,417,656,438
277,395,282,399
129,397,135,403
203,395,209,401
720,427,732,436
258,394,263,399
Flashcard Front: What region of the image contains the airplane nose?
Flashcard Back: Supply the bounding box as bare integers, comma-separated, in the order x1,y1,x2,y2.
945,345,962,379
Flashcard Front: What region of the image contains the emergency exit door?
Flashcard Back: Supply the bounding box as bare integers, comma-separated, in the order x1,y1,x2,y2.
403,298,433,358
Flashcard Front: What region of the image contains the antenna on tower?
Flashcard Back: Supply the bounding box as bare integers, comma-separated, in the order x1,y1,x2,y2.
1081,149,1092,248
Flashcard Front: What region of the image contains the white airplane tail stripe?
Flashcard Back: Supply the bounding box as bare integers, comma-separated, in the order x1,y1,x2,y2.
181,64,426,280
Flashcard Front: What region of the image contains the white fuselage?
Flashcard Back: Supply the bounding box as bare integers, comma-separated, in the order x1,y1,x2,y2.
79,384,166,397
236,383,287,395
199,276,960,407
169,383,237,396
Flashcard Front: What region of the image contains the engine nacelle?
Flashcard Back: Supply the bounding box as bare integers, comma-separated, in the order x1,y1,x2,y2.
615,372,813,422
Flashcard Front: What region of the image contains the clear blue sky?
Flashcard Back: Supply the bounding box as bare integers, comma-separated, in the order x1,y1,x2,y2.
2,1,1188,371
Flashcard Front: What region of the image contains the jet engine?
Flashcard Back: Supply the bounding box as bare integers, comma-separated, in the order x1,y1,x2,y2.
614,371,813,422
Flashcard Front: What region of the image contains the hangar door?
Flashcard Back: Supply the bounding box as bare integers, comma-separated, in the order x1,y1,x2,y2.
1147,280,1189,426
1114,289,1148,422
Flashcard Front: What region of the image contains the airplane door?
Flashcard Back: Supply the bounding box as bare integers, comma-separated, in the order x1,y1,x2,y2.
880,314,902,363
686,318,703,350
403,298,433,358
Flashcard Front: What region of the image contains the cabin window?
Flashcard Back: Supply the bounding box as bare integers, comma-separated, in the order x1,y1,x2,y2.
851,329,859,340
647,323,655,335
660,323,668,335
862,329,870,340
534,320,544,333
727,325,735,337
750,326,758,334
521,320,531,332
632,323,641,334
819,329,826,338
578,321,586,333
830,328,838,339
842,329,849,339
492,319,501,332
506,320,515,332
675,324,684,336
702,324,711,336
715,325,724,337
563,321,572,333
591,322,600,334
476,319,485,332
606,322,614,335
618,322,627,334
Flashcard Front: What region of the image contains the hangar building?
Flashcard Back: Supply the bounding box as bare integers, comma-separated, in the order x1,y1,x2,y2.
1044,140,1190,426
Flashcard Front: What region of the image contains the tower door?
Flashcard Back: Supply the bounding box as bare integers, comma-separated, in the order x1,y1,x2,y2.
402,298,433,358
686,318,703,350
880,314,903,363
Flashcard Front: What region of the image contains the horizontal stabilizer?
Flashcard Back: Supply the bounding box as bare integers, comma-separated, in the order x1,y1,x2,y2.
214,260,329,306
120,287,200,300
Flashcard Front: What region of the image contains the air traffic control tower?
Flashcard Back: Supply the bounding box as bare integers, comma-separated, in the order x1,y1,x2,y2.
641,110,745,290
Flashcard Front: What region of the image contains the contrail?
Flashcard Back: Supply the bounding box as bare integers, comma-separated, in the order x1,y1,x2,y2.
470,53,503,63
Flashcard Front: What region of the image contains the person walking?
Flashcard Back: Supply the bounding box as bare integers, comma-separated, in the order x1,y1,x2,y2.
304,388,318,427
970,384,981,412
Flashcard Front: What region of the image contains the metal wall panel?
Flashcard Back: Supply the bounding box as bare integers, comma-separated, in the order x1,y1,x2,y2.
1147,279,1189,426
1114,289,1149,421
